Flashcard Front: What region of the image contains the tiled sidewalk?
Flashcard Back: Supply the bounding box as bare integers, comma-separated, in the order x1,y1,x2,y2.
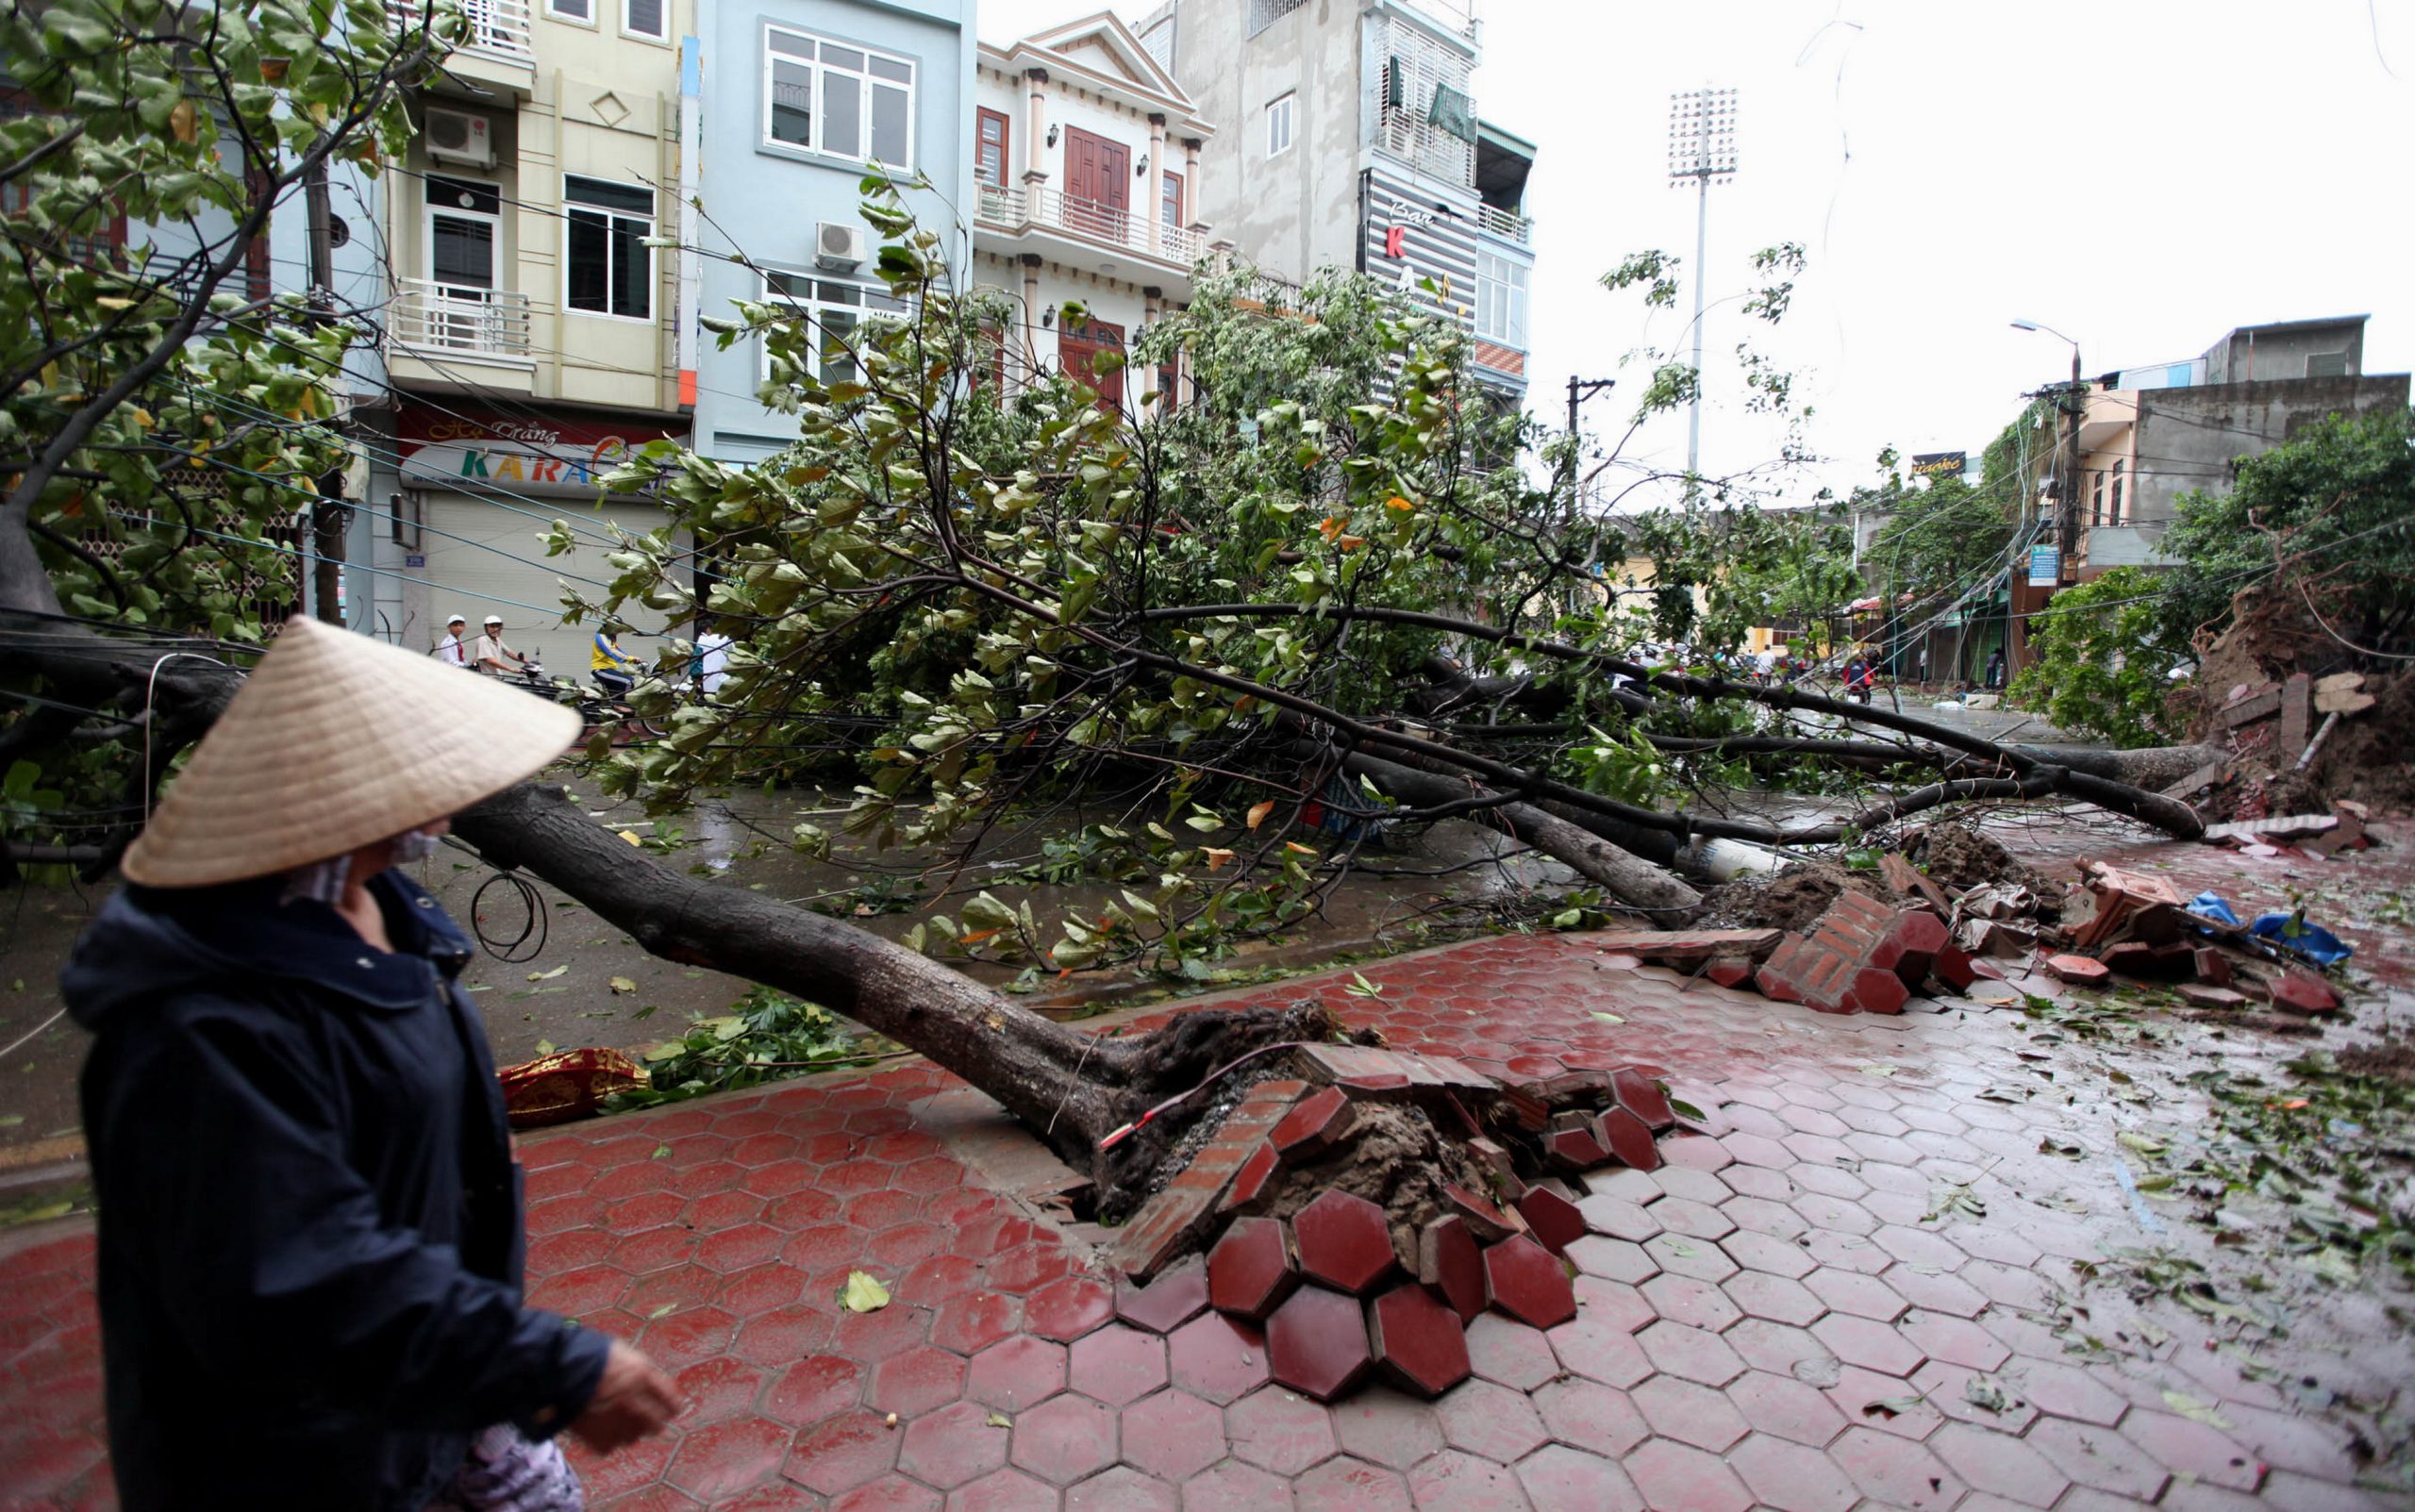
5,866,2411,1509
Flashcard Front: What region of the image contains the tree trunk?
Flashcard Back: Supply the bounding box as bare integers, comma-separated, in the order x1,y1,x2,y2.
1336,749,1702,914
452,781,1334,1206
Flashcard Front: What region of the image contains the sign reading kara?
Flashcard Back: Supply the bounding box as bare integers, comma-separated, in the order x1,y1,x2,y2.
1909,451,1966,478
397,405,685,498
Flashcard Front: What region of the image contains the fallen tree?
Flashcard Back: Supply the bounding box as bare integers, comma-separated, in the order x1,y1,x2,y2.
0,66,2221,1216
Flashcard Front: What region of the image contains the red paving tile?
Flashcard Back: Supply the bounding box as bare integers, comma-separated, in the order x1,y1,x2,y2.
14,898,2415,1509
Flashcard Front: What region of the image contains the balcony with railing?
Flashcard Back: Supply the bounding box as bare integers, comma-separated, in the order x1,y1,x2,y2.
390,278,533,368
390,0,534,90
1475,203,1530,245
974,183,1208,281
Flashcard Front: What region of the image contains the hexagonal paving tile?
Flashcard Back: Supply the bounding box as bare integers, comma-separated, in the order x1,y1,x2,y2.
1434,1377,1550,1462
897,1399,1010,1489
1635,1318,1747,1387
1117,1387,1228,1481
1829,1424,1969,1508
1064,1464,1177,1512
1182,1457,1294,1512
1725,1430,1861,1512
1113,1258,1208,1336
1024,1273,1115,1343
1368,1281,1474,1398
1293,1455,1413,1512
1265,1283,1374,1403
1008,1391,1118,1486
1207,1217,1299,1322
1633,1372,1751,1452
965,1335,1069,1411
1068,1323,1168,1406
1519,1442,1645,1511
1482,1235,1577,1329
1226,1382,1342,1473
1330,1384,1446,1470
1292,1189,1399,1295
1623,1437,1754,1512
1166,1311,1271,1404
1929,1420,2074,1506
1417,1215,1489,1322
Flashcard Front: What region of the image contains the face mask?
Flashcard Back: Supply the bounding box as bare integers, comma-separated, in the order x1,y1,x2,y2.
282,855,352,907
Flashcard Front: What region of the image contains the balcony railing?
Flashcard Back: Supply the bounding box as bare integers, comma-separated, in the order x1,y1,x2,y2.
390,0,532,59
1476,203,1530,244
975,183,1208,271
391,278,532,362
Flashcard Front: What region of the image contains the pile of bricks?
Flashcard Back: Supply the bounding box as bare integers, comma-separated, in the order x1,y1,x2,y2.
1106,1046,1694,1404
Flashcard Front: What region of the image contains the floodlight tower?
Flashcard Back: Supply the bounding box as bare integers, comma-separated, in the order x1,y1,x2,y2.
1667,87,1739,486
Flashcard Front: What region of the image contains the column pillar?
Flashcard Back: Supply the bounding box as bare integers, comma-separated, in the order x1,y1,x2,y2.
1020,254,1044,378
1142,284,1164,404
1182,137,1202,228
1145,113,1168,256
1022,69,1049,195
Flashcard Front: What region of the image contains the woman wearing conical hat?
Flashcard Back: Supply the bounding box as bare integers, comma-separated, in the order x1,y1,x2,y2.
62,619,684,1512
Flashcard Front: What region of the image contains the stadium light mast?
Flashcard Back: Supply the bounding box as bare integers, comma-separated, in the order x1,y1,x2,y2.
1667,87,1738,487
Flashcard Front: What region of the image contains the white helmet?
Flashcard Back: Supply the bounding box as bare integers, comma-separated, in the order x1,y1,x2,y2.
484,615,505,626
445,612,468,626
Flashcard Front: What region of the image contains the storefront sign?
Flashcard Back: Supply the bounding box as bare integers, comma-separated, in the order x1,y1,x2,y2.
2028,544,2061,586
1910,451,1966,478
397,405,685,498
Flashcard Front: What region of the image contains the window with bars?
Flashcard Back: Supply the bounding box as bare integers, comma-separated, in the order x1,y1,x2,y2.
1375,25,1475,186
758,272,909,383
765,26,916,166
622,0,663,39
564,175,654,320
1248,0,1306,38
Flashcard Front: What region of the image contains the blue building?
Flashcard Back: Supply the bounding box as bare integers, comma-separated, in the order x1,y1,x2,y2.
687,0,976,469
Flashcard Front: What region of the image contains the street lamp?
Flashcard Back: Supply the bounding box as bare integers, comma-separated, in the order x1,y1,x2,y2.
2009,318,2090,678
1668,87,1738,490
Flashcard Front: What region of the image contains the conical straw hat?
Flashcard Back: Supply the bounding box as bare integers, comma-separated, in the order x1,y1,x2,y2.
121,617,581,888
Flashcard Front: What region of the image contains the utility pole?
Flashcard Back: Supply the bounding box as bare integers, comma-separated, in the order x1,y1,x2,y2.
303,156,349,626
2059,342,2084,570
1559,376,1616,614
1666,87,1738,490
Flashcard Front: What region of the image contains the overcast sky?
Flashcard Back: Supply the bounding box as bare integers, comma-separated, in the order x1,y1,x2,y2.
979,1,2414,507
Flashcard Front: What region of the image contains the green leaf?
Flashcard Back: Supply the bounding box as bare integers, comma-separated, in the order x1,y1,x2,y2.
841,1271,891,1312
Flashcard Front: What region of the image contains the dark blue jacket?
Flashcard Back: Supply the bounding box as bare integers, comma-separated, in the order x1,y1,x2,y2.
64,871,610,1512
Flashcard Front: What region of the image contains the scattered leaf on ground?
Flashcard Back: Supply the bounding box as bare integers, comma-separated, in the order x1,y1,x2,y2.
842,1271,891,1312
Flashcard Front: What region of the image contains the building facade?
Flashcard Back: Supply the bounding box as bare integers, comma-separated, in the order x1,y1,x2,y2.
689,0,974,462
363,0,973,658
369,0,697,655
969,13,1214,406
2073,316,2408,576
1134,0,1538,405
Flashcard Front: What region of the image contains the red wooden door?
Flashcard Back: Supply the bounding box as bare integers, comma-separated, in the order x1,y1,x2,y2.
1061,126,1129,241
1058,316,1124,410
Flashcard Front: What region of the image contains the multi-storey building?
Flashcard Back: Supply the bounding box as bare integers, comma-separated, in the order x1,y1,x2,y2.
1133,0,1537,407
2072,315,2407,578
969,13,1215,406
366,0,973,657
689,0,974,462
366,0,696,653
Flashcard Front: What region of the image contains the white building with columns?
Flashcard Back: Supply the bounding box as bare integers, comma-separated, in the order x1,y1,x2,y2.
971,12,1215,407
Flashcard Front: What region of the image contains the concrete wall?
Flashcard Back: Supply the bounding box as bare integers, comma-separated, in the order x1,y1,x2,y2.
1149,0,1368,285
2126,373,2409,533
691,0,974,463
2203,321,2366,384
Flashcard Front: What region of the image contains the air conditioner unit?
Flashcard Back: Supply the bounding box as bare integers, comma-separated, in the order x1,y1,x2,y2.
425,108,495,170
815,221,868,271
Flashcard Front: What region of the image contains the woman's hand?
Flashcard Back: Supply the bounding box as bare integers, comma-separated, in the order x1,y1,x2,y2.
569,1339,686,1454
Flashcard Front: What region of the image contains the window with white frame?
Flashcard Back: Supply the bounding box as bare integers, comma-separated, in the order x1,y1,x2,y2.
621,0,663,39
1265,92,1294,158
1475,251,1526,348
759,272,909,383
563,175,653,320
545,0,591,23
765,27,916,166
